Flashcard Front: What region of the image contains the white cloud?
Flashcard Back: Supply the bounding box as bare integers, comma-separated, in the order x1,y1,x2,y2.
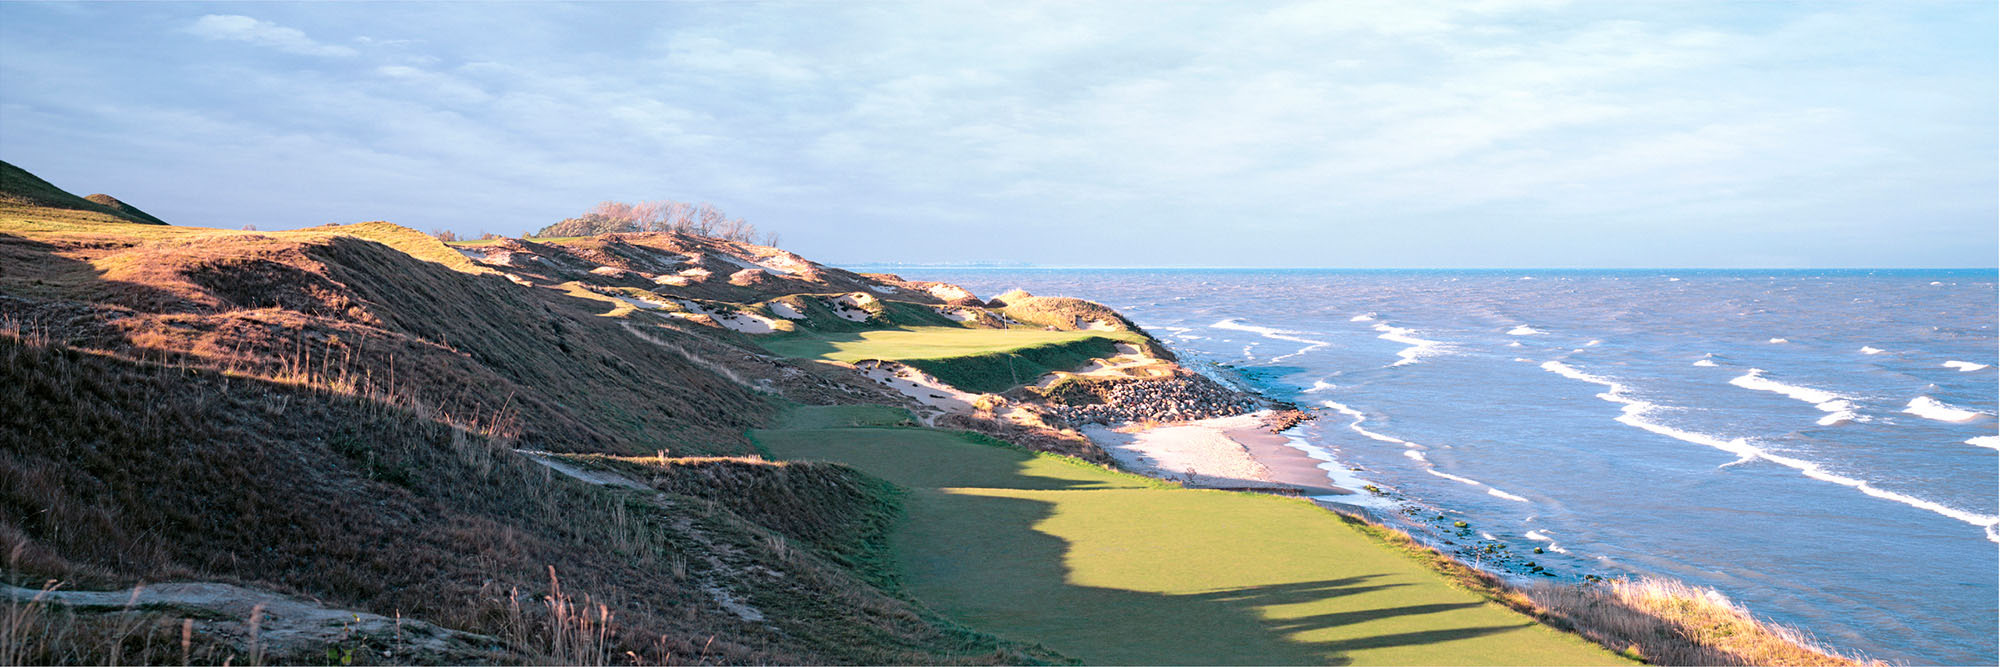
186,15,357,57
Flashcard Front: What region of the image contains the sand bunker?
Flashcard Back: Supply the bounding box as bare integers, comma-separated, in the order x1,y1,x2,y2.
858,361,979,419
927,284,977,302
939,307,977,322
769,302,805,319
1076,317,1117,331
827,293,874,322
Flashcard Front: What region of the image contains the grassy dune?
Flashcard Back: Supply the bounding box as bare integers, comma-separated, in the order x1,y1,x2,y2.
756,408,1626,666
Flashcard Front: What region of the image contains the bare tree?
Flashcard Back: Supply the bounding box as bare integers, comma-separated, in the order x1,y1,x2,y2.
432,228,459,242
760,230,782,248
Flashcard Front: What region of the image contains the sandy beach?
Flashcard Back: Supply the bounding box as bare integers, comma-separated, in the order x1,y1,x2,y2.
1083,410,1353,496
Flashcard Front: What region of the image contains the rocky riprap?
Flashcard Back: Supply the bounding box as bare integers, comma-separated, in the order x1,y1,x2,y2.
1047,373,1261,425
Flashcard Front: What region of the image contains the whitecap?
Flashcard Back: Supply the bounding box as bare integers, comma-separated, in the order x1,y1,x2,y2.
1371,322,1445,366
1930,281,1944,286
1668,277,1682,282
1943,361,1991,372
1693,359,1718,367
1859,346,1885,355
1905,396,1987,423
1428,469,1482,486
1487,488,1529,502
1507,341,1523,348
1967,435,2000,450
1507,325,1543,336
1303,380,1338,394
1769,338,1789,344
1213,318,1328,363
1542,361,1999,535
1728,369,1860,425
1585,340,1602,347
1350,313,1376,322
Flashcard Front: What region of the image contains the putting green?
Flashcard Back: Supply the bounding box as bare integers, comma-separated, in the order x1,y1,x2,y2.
756,415,1626,665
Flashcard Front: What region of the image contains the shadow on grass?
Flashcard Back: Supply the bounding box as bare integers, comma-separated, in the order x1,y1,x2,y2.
901,489,1524,666
761,424,1545,665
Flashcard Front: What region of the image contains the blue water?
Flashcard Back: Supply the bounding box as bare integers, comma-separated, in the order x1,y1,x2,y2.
881,268,1999,665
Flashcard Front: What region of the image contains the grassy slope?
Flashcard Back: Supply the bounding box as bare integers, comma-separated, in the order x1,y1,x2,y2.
760,326,1142,393
755,408,1626,666
0,160,165,225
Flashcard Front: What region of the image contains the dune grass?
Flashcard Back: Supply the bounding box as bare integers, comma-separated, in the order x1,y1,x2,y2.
759,326,1141,393
754,414,1627,666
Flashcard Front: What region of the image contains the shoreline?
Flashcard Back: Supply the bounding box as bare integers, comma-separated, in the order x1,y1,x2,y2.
1080,409,1359,498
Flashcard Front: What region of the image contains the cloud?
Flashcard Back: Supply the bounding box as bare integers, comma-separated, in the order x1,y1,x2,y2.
186,15,357,57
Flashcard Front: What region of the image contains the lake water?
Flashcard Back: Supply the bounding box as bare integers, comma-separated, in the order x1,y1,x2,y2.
882,268,1999,665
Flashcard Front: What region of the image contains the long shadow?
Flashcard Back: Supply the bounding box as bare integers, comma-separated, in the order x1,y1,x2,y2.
764,424,1604,665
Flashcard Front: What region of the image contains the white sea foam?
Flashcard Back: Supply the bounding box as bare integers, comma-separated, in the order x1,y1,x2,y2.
1693,359,1718,367
1524,530,1554,542
1327,400,1532,506
1350,313,1376,322
1428,469,1479,485
1905,396,1987,423
1303,380,1338,394
1404,450,1428,462
1371,322,1444,366
1943,361,1991,372
1213,318,1328,363
1323,401,1419,447
1668,277,1682,282
1274,434,1398,509
1859,346,1886,355
1542,361,2000,537
1967,435,2000,450
1728,369,1866,426
1585,340,1602,347
1507,341,1523,347
1487,488,1529,502
1507,325,1544,336
1768,337,1789,344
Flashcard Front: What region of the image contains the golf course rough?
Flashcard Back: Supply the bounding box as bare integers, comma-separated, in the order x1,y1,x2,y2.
756,408,1628,666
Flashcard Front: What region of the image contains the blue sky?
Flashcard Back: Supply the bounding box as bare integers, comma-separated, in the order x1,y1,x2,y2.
1,1,1993,267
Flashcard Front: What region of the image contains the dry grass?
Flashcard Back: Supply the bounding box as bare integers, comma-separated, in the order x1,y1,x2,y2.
1528,577,1879,666
1326,510,1871,666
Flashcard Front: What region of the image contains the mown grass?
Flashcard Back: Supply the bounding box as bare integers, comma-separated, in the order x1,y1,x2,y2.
759,326,1142,393
756,417,1626,666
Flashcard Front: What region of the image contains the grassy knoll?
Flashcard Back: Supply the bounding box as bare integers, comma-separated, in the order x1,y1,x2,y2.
760,326,1142,393
755,410,1626,666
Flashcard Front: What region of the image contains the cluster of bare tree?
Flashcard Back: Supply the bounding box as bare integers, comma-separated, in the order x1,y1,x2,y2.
529,200,779,246
431,229,507,243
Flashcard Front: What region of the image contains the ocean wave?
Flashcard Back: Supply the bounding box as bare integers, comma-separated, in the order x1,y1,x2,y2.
1507,325,1544,336
1693,359,1718,367
1943,361,1991,372
1728,369,1868,424
1212,318,1328,363
1542,361,2000,537
1768,338,1789,344
1967,435,2000,450
1371,322,1445,366
1303,380,1338,393
1273,434,1398,509
1905,396,1988,423
1523,529,1572,553
1350,313,1376,322
1859,346,1886,355
1486,488,1529,502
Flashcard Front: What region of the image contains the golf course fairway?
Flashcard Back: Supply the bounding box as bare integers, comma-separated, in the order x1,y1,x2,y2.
755,407,1627,665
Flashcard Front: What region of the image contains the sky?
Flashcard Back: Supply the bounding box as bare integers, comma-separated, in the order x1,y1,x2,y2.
0,1,1993,268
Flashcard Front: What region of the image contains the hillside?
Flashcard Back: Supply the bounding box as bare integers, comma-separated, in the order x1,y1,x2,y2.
0,160,167,225
0,162,1854,666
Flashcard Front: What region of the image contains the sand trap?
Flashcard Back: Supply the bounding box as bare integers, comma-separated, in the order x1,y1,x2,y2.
1033,343,1164,388
827,293,874,322
654,275,690,286
927,284,977,302
858,361,980,422
713,310,777,334
769,302,805,319
717,252,795,276
611,295,666,310
678,267,712,280
453,247,491,262
870,285,897,294
939,307,977,322
1076,317,1117,331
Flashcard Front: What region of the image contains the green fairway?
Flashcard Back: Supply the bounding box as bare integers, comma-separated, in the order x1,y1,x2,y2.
755,415,1627,666
759,326,1136,362
758,327,1142,393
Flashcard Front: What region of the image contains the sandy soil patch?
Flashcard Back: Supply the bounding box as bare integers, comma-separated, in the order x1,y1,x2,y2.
717,252,795,276
1076,316,1117,331
713,310,777,334
939,307,977,322
927,284,977,302
769,302,805,319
